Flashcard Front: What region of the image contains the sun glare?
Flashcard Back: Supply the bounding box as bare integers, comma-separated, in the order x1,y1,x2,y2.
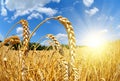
84,33,106,47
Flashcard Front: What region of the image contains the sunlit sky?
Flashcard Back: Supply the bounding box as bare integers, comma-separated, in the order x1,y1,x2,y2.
0,0,120,46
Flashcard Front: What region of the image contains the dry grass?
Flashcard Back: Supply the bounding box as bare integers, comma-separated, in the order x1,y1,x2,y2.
0,16,120,81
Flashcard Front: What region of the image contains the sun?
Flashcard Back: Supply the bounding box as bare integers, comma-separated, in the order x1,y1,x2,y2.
84,32,106,47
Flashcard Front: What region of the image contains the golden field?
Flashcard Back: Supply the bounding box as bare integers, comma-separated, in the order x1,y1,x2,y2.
0,42,120,81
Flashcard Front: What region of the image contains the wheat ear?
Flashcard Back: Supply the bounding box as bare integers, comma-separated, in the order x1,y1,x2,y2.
54,16,79,81
2,36,20,46
47,34,64,55
19,19,30,56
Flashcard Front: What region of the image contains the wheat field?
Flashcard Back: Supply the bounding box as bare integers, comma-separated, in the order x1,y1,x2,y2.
0,16,120,81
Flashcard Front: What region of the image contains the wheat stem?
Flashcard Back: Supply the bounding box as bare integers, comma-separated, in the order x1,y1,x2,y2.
5,22,19,39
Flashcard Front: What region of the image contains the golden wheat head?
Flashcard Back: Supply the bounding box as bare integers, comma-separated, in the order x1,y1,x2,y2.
54,16,76,62
0,36,20,54
3,36,20,46
54,16,79,81
19,19,30,55
47,34,64,55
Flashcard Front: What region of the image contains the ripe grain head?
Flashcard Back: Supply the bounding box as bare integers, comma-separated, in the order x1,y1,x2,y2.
3,36,20,46
19,19,30,55
54,16,79,81
47,34,64,55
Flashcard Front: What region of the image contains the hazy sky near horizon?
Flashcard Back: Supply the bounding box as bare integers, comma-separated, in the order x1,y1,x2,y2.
0,0,120,45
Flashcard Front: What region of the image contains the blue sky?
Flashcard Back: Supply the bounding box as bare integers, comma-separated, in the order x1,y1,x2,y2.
0,0,120,45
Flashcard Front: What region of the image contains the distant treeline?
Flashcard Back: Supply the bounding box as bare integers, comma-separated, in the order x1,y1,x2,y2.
0,40,69,50
1,40,107,50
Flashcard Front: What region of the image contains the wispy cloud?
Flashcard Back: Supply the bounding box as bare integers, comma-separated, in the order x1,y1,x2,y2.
4,17,8,20
16,27,23,37
27,12,43,20
83,0,94,7
52,0,60,3
1,0,7,16
97,15,114,21
1,0,60,20
55,33,67,44
41,40,51,46
85,7,99,16
73,0,80,6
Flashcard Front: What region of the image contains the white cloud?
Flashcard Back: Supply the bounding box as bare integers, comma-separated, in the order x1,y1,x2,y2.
4,17,8,20
73,1,80,5
16,27,23,34
41,40,51,46
1,0,60,20
12,9,30,20
1,0,7,16
52,0,60,3
27,12,43,20
0,33,4,41
83,0,94,7
55,33,67,43
35,7,57,16
16,27,23,37
85,7,99,16
1,7,7,16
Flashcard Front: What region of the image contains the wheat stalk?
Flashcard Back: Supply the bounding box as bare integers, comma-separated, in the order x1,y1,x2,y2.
5,23,19,39
18,19,30,80
47,34,60,49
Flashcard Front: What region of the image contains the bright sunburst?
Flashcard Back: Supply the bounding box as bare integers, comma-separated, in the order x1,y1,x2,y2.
84,32,106,47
